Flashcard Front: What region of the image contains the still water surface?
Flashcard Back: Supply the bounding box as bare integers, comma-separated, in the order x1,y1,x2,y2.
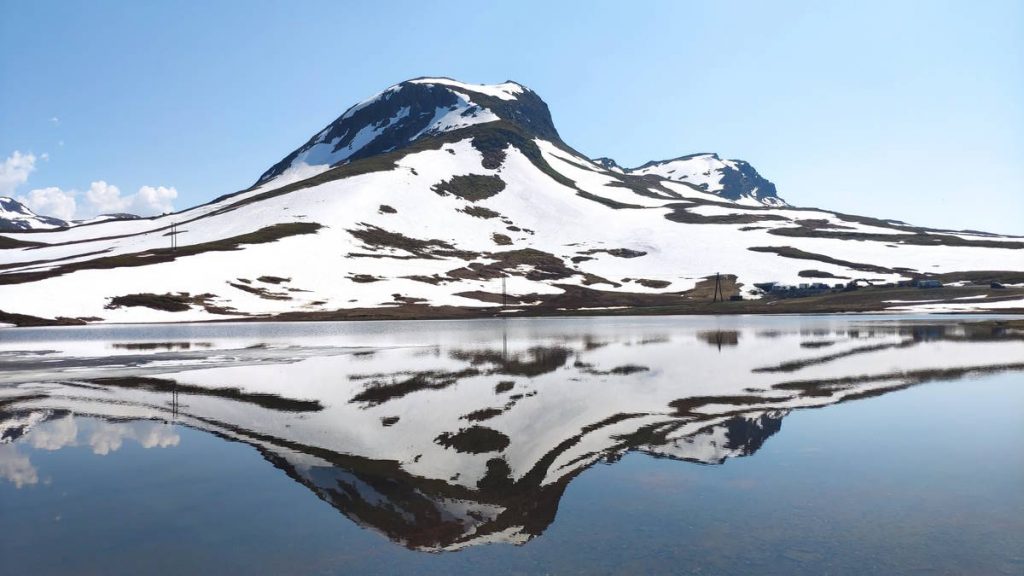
1,315,1022,574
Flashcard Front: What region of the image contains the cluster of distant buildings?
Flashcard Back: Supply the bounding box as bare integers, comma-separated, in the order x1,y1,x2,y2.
753,278,945,299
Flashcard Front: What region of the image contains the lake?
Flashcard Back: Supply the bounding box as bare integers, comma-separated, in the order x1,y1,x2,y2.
1,315,1022,575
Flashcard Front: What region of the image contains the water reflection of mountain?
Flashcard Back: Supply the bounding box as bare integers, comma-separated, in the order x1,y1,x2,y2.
2,319,1022,551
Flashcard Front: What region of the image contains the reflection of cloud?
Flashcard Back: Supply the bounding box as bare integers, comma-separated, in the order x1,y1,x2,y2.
29,414,78,450
89,421,180,455
0,444,38,488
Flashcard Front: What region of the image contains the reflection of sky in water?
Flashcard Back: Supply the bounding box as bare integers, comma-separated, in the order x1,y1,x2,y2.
0,417,179,487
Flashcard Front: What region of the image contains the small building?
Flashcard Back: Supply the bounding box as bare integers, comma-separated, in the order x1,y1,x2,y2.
918,279,943,289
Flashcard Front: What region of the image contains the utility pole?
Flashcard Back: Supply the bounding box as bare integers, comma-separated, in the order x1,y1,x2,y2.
502,276,507,310
712,272,723,303
170,223,177,251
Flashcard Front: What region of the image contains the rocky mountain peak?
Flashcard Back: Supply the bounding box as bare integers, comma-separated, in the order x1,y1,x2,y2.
257,77,559,184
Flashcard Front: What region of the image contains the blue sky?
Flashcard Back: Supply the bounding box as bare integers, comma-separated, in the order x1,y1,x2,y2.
2,0,1021,232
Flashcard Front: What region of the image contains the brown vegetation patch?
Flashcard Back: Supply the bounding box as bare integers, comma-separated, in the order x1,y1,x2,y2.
347,223,478,260
257,275,290,284
390,294,427,305
579,248,647,258
403,274,447,285
348,274,383,283
453,291,540,305
432,174,506,202
799,269,849,279
0,309,86,327
634,278,671,289
378,204,397,214
228,282,292,301
491,233,512,246
749,246,908,275
459,205,501,219
686,274,741,300
106,292,238,314
768,225,1024,249
575,190,643,209
665,204,789,225
446,248,577,282
0,236,44,249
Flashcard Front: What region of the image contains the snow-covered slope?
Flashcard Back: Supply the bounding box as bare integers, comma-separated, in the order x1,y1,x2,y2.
0,197,67,231
1,78,1022,324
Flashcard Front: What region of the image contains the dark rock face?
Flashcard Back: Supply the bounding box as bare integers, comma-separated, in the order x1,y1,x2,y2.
715,158,779,202
258,79,559,184
592,157,622,171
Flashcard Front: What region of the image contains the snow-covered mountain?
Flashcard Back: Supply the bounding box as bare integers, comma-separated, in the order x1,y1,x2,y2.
594,153,784,206
0,197,67,231
0,77,1022,324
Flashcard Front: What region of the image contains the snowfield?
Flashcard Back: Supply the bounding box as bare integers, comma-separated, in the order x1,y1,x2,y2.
1,78,1022,323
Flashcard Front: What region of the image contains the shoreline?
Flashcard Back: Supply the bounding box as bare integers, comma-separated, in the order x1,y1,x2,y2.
2,284,1022,329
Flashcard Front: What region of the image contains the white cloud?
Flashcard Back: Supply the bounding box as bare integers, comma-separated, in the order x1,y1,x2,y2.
83,181,178,217
85,180,127,213
50,116,60,126
17,181,178,221
17,187,77,221
132,185,177,215
0,150,37,196
2,150,177,219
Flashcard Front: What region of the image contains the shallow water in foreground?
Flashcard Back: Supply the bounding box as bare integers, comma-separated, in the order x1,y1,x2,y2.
1,315,1022,575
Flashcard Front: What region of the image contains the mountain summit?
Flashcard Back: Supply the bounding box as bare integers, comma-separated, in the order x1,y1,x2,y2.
1,78,1021,324
258,78,560,184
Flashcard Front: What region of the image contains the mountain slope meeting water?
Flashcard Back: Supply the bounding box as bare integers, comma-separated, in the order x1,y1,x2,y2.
1,77,1022,325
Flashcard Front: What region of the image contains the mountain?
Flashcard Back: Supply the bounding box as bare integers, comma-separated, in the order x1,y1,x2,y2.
0,197,67,231
0,77,1022,324
593,153,784,207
